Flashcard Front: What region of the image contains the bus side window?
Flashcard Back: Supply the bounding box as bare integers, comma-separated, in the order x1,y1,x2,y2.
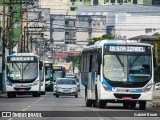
97,53,101,75
89,55,93,72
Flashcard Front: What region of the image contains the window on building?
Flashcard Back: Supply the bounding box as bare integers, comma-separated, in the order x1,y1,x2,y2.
133,0,137,4
111,0,115,3
65,21,69,25
117,0,123,4
152,0,160,5
107,26,114,35
70,7,76,11
93,0,98,5
65,32,70,35
70,0,75,2
145,28,152,33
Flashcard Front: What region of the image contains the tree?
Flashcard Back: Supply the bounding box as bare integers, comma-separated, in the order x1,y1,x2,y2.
87,34,115,46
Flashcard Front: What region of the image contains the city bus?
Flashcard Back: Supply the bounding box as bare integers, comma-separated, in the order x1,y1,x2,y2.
81,40,154,110
44,61,53,91
53,65,65,95
40,60,45,95
5,53,41,98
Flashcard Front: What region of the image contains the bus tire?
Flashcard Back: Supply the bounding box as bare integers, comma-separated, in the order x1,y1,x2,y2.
56,95,59,98
38,92,41,97
12,93,16,98
8,93,13,98
130,101,137,109
75,94,78,98
123,102,129,109
99,100,106,108
139,101,146,110
85,88,92,107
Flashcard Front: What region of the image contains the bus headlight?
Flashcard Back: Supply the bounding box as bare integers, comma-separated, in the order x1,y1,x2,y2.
143,83,153,92
57,87,62,91
6,82,12,86
33,80,39,86
102,83,110,91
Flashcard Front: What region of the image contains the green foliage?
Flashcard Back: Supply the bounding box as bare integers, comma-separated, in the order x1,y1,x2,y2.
87,34,115,46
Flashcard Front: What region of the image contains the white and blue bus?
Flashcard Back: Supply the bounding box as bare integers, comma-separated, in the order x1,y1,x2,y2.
44,61,53,91
40,60,46,95
81,40,154,110
6,53,41,98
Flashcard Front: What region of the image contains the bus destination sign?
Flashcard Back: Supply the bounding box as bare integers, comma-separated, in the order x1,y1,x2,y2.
109,46,145,52
9,57,34,61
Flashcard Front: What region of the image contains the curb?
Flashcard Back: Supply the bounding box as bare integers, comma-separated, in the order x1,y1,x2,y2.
148,101,160,108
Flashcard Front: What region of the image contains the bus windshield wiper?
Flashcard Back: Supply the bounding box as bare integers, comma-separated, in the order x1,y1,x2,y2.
115,55,124,67
23,62,30,70
15,63,21,71
130,54,141,67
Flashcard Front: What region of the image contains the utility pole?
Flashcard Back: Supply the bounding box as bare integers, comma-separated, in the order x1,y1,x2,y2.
1,0,6,92
8,0,14,54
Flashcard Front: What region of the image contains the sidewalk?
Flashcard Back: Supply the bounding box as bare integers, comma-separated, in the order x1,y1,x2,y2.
0,91,7,97
149,90,160,107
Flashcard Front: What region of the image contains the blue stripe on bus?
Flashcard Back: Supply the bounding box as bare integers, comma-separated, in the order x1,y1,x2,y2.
8,55,16,57
102,76,112,90
6,79,13,86
104,43,118,46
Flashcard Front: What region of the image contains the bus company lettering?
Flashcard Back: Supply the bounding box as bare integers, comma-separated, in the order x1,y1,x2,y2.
109,46,145,52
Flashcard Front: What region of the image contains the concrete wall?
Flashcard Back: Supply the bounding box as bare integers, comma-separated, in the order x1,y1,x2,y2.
39,0,68,15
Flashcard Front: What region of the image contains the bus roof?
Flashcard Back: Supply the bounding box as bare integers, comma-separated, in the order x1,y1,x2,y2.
7,53,39,57
82,40,152,52
44,61,53,63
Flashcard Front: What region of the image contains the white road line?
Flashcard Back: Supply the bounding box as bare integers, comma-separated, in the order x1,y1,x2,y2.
28,106,32,108
8,118,13,120
33,97,43,104
22,107,29,111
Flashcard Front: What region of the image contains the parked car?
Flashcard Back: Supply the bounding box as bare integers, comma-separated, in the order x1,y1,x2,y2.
155,82,160,90
55,78,78,98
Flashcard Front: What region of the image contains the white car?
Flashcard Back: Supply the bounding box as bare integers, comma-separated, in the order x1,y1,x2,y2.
155,82,160,90
55,78,78,98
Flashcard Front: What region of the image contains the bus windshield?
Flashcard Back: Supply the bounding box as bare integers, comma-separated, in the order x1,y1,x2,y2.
7,62,38,81
103,54,151,84
54,71,63,79
45,68,52,81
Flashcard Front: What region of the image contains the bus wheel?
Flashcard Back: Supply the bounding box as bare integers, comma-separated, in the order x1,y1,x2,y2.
75,94,78,98
85,89,92,107
99,100,106,108
12,93,16,98
93,101,97,107
38,92,41,97
123,102,129,109
8,93,13,98
56,95,59,98
130,102,137,109
139,101,146,110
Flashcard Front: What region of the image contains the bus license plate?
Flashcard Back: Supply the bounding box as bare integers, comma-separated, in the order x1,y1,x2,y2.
122,96,132,100
19,89,26,91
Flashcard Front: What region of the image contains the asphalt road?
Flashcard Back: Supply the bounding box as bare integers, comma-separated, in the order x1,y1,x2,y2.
0,90,160,120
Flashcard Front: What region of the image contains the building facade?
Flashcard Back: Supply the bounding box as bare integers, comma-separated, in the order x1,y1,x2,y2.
78,5,160,39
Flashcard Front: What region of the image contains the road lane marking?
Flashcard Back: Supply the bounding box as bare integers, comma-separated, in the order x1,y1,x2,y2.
33,97,43,104
22,108,29,111
8,118,13,120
